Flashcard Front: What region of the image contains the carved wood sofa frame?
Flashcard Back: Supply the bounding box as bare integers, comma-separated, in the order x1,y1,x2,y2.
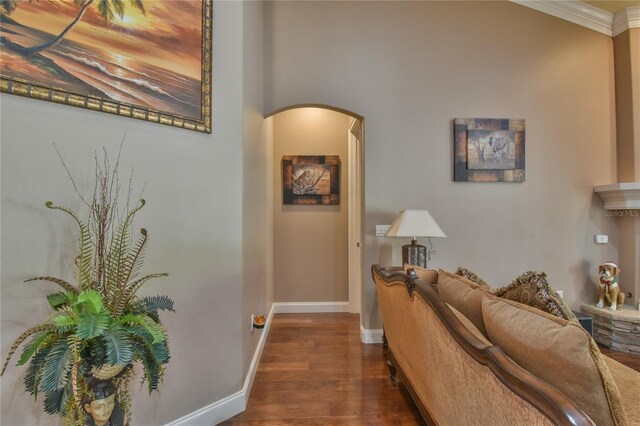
372,264,594,426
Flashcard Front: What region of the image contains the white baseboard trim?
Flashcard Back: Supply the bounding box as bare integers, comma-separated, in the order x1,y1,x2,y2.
360,326,384,344
243,303,275,404
166,389,245,426
167,303,365,424
273,301,350,313
166,304,276,425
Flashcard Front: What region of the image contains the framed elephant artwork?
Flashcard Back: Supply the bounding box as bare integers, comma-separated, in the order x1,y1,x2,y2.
454,118,526,182
0,0,212,133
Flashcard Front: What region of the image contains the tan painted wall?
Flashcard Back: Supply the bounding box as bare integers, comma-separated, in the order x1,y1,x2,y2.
1,1,268,424
617,216,640,308
242,0,273,380
613,27,640,308
614,28,640,182
273,108,351,302
264,0,619,328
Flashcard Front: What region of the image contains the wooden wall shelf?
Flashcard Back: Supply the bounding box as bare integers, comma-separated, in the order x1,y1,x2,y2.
594,182,640,210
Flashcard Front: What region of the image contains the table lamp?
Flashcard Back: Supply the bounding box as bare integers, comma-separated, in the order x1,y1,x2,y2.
385,209,447,268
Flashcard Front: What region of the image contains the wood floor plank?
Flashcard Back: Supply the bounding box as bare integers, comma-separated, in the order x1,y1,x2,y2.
221,313,423,425
598,345,640,372
223,313,640,425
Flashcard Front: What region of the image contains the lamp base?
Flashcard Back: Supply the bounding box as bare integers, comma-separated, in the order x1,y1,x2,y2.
402,239,427,268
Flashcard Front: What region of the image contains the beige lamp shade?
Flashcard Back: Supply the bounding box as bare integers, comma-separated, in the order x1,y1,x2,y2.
385,209,446,239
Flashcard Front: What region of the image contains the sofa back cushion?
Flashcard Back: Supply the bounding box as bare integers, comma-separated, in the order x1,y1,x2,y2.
438,269,490,337
482,295,627,426
446,303,492,345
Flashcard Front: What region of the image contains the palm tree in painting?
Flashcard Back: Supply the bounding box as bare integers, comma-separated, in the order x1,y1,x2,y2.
0,0,16,15
2,0,146,55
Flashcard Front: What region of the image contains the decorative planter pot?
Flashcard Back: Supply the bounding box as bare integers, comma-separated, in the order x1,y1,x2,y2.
77,364,132,426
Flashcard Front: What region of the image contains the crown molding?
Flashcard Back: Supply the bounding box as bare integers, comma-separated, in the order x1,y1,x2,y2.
512,1,613,36
613,6,640,37
512,1,640,37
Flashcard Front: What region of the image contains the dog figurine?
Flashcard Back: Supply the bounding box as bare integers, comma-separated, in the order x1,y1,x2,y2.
597,262,625,311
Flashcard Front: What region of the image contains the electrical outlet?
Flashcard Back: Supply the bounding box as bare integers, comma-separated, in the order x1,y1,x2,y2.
557,290,564,299
594,235,608,244
250,314,255,331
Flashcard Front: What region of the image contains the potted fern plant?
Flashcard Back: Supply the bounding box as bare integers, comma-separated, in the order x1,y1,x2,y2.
1,150,173,425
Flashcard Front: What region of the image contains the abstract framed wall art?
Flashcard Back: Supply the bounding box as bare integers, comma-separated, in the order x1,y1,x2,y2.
282,156,341,205
0,0,212,133
454,118,525,182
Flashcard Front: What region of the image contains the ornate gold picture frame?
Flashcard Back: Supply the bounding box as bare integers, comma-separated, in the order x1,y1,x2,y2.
0,0,212,133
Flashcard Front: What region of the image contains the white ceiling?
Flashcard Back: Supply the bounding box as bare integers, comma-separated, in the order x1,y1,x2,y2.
584,1,640,14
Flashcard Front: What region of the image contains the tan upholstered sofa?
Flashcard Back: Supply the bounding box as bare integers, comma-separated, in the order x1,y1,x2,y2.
371,265,640,426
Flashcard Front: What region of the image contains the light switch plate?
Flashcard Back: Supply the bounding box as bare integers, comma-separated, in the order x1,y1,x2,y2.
594,235,608,244
376,225,390,237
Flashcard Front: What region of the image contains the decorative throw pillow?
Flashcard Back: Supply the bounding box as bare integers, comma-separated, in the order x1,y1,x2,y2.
455,267,493,291
482,295,627,426
403,263,438,285
439,269,485,290
494,271,578,322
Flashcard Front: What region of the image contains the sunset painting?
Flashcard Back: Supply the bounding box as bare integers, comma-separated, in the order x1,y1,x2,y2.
0,0,212,133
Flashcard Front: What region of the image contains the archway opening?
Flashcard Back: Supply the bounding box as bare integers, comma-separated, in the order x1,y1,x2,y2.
265,105,364,317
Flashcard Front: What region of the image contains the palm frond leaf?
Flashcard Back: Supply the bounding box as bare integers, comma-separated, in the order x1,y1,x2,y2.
96,0,115,24
18,331,53,366
43,388,65,415
53,314,77,333
25,276,78,294
40,339,73,393
144,295,175,313
125,324,154,344
105,199,146,311
45,201,93,289
132,336,162,393
129,0,145,15
2,323,56,376
1,0,17,15
75,225,94,290
47,292,69,311
24,343,54,398
75,289,104,314
76,309,111,340
136,315,166,344
122,228,148,285
88,337,107,366
116,273,168,317
101,326,133,365
113,314,145,326
114,314,165,344
105,224,131,308
111,0,125,18
151,340,170,364
111,227,148,314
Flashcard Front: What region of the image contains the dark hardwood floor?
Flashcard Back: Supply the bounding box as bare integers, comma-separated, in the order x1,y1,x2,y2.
222,313,423,425
222,313,640,425
598,345,640,372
